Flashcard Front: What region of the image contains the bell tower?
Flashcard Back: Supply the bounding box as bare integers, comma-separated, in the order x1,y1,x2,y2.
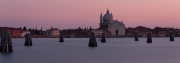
100,12,102,23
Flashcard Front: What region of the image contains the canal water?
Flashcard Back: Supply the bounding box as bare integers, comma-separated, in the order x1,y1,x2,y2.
0,38,180,63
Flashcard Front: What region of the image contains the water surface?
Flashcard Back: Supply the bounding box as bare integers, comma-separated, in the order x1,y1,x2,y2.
0,38,180,63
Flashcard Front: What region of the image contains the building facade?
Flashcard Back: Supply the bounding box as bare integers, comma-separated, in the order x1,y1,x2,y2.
61,27,91,38
126,26,152,37
0,27,21,38
99,9,125,37
21,30,30,37
46,28,60,37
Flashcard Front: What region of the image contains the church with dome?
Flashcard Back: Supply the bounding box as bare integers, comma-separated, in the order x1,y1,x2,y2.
99,8,125,37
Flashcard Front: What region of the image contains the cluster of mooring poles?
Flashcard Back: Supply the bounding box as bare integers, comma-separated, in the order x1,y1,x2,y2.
59,33,64,42
134,32,139,41
134,33,174,43
0,30,13,52
88,32,97,47
147,33,152,43
24,34,32,46
170,33,174,41
101,33,106,42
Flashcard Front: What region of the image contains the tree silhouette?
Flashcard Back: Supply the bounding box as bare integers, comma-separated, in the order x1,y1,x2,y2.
23,26,27,30
89,26,92,30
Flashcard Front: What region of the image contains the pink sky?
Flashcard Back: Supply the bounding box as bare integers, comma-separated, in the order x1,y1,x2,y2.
0,0,180,30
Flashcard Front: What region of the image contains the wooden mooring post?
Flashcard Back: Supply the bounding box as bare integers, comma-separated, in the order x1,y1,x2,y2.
88,32,97,47
0,30,13,52
24,34,32,46
59,34,64,42
134,33,139,41
170,33,174,41
147,33,152,43
101,33,106,42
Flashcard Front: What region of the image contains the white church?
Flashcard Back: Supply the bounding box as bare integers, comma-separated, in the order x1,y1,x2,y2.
99,8,125,37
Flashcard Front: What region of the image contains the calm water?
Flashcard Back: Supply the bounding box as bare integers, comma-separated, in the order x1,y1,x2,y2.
0,38,180,63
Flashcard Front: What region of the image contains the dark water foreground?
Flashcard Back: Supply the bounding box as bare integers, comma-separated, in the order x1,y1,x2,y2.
0,38,180,63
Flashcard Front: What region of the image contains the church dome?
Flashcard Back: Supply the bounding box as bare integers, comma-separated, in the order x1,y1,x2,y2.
103,9,113,22
103,14,113,21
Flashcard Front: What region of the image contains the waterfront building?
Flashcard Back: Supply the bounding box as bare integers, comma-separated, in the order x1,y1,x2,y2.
61,27,91,38
99,8,125,37
0,27,21,38
91,29,103,37
153,27,180,37
153,27,170,37
126,26,180,37
91,29,111,37
21,30,30,37
126,26,152,37
46,27,60,37
61,27,112,38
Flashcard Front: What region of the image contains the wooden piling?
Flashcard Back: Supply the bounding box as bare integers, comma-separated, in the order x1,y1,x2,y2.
59,34,64,42
24,34,32,46
147,33,152,43
170,33,174,41
88,32,97,47
101,33,106,42
0,42,1,52
134,33,139,41
0,30,13,52
7,31,13,52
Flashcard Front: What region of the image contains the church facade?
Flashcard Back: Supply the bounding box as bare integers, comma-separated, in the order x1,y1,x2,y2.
99,9,125,37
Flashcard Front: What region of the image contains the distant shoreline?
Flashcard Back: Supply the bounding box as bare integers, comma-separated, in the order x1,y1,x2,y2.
11,37,180,38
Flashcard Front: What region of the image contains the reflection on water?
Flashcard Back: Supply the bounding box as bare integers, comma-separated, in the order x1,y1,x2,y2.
0,53,13,63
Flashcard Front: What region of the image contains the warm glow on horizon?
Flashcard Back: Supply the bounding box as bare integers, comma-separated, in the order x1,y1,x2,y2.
0,0,180,30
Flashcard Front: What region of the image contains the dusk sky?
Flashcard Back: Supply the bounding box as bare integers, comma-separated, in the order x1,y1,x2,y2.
0,0,180,30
